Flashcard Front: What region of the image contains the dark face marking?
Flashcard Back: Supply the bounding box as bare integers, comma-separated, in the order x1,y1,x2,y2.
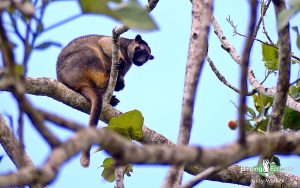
132,46,151,66
130,35,154,66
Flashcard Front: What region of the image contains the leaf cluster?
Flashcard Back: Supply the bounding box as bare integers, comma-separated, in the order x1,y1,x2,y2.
97,110,144,183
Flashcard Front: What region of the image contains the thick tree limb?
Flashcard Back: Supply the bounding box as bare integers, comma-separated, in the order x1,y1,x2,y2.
163,0,213,187
2,77,300,186
1,127,300,187
267,0,291,132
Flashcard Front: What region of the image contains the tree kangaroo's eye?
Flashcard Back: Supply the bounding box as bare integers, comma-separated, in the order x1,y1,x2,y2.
135,46,141,52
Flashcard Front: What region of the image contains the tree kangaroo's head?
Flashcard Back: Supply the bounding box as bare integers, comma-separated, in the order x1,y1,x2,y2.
128,35,154,66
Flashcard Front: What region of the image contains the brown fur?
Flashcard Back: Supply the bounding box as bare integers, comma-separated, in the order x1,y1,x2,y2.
56,34,154,167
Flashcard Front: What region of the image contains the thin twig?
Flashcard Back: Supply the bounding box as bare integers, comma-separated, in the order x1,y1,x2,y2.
206,55,256,96
253,0,271,38
181,166,222,188
227,8,300,62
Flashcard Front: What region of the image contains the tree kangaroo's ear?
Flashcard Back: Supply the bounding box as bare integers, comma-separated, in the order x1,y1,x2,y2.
149,55,154,60
135,35,142,42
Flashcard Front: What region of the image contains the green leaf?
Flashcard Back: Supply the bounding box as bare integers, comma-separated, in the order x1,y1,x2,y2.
292,26,300,49
253,94,273,112
108,109,144,141
261,43,279,70
247,107,256,118
278,0,300,30
245,120,254,132
79,0,118,18
100,157,115,183
105,126,132,140
101,157,115,168
112,0,157,30
289,85,300,99
125,164,133,177
34,41,61,50
101,167,115,182
282,107,300,130
292,58,300,64
78,0,156,31
271,155,281,167
253,118,269,132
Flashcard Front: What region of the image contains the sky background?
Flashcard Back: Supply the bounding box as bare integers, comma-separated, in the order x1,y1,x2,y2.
1,0,300,187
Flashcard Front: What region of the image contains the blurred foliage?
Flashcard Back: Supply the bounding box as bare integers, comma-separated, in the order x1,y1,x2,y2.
278,0,300,30
79,0,157,30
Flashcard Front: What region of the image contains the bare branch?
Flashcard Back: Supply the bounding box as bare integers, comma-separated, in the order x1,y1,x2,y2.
181,166,222,188
39,109,83,132
206,56,256,95
253,0,271,39
211,12,300,114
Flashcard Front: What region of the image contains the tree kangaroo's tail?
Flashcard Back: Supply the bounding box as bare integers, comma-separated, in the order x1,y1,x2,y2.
80,86,104,167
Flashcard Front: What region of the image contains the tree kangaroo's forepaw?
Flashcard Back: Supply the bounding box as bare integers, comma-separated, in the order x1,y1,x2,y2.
80,153,90,168
110,95,120,106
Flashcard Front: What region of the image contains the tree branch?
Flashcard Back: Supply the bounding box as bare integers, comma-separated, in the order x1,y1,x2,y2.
267,0,291,132
1,127,300,187
2,77,300,186
0,114,34,169
181,166,222,188
238,0,257,143
163,0,213,187
211,13,300,114
0,15,61,148
206,56,256,95
0,114,46,188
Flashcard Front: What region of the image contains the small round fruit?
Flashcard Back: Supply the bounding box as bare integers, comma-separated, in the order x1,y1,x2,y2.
228,120,238,130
